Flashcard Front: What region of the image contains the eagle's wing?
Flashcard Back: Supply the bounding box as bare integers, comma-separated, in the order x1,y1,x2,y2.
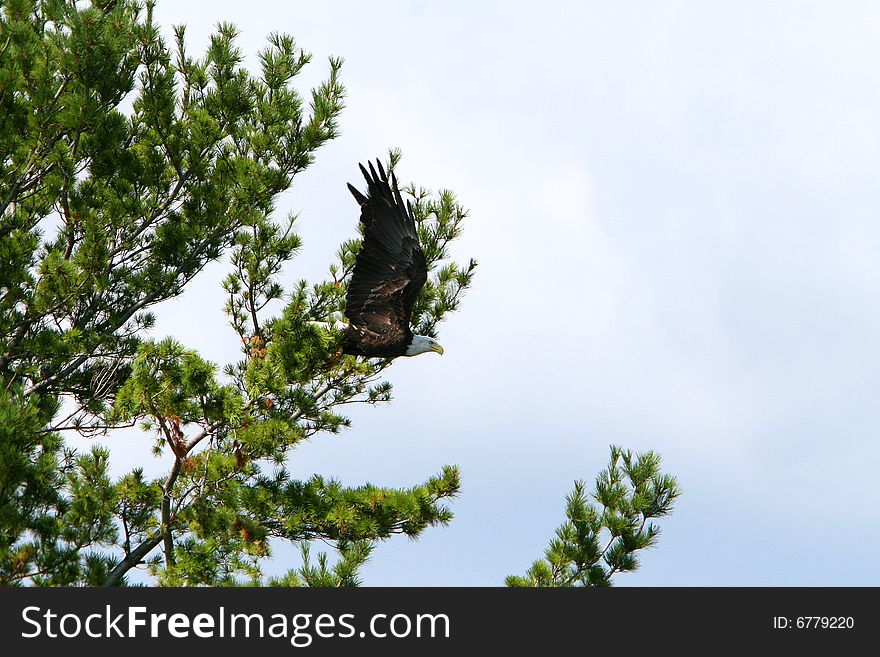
345,160,427,347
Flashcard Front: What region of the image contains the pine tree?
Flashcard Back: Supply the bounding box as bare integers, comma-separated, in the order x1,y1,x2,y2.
506,446,680,587
1,0,476,586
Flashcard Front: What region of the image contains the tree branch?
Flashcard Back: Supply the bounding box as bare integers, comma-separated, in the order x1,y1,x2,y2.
161,457,182,568
103,533,164,587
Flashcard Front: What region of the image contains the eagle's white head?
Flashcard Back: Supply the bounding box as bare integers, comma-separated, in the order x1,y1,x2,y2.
406,335,444,356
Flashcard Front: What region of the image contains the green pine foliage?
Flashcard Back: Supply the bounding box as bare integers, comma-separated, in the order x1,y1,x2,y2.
506,446,681,587
1,0,474,586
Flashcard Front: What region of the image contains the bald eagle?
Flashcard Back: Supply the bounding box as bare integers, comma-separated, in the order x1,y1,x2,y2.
333,160,443,358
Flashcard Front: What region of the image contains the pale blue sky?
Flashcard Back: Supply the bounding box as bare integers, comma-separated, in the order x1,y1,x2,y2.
91,1,880,585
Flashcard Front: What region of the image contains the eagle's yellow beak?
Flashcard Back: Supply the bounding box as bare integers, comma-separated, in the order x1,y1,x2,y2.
431,343,445,355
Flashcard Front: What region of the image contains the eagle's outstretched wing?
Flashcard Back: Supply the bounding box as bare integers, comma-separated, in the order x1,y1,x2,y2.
344,160,427,353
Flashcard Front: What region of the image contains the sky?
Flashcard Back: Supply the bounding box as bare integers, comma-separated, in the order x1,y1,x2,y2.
90,1,880,585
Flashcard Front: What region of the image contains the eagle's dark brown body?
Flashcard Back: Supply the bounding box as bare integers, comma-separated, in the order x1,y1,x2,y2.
341,324,410,358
